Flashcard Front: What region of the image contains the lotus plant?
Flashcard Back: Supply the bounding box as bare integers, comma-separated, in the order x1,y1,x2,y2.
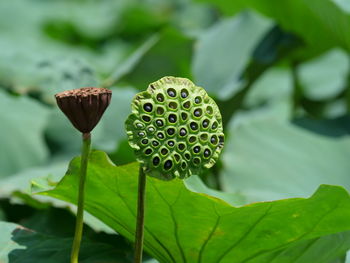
55,87,112,263
125,76,224,262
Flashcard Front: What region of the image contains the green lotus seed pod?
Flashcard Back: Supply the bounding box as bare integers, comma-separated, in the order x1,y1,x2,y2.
125,76,224,180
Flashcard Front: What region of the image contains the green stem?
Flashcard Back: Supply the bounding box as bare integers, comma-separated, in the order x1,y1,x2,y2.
71,132,91,263
134,167,146,263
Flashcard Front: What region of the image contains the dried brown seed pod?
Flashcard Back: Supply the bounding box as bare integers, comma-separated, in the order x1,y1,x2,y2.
55,87,112,133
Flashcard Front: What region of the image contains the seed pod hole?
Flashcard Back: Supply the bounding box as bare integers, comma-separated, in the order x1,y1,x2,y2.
193,108,202,117
219,135,225,144
181,161,187,170
142,115,151,122
204,149,211,158
174,153,181,162
169,101,178,109
200,133,208,141
167,140,175,147
183,101,191,109
147,126,155,134
193,157,201,165
156,106,165,115
143,103,153,112
157,132,165,139
167,88,176,97
202,119,209,128
211,135,218,145
164,160,173,170
168,114,177,123
181,89,188,98
145,148,153,155
188,136,196,143
161,148,169,156
193,145,201,154
138,132,145,137
135,122,144,129
206,106,213,115
155,119,164,127
184,152,191,160
153,156,160,166
167,128,175,136
190,122,198,131
157,93,164,102
152,140,160,147
181,112,188,121
141,139,149,145
194,96,202,104
179,128,187,136
212,121,218,130
178,143,185,151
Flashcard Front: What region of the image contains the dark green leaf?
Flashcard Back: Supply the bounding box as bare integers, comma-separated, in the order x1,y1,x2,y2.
0,221,131,263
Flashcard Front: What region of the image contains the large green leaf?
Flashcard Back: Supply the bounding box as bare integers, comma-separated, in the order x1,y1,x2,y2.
222,118,350,203
297,48,349,101
37,151,350,263
195,0,350,52
0,91,49,178
0,221,131,263
192,11,272,99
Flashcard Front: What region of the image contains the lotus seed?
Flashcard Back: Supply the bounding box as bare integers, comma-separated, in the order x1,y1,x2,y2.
204,149,211,157
143,103,153,112
180,128,187,136
167,128,175,135
153,156,160,166
156,119,164,127
190,122,198,130
168,114,177,123
157,94,164,102
142,116,151,122
193,146,201,153
164,160,173,170
167,89,176,97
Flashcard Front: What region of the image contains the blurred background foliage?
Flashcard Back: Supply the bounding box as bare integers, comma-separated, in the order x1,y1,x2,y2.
1,0,350,262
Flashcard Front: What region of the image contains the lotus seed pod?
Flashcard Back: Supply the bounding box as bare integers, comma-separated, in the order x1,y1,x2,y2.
55,87,112,133
125,76,224,180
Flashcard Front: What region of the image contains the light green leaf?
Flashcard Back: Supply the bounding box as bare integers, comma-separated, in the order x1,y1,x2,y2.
192,11,272,99
297,48,349,100
0,161,65,200
245,67,293,107
0,221,131,263
222,118,350,203
37,151,350,263
0,91,49,178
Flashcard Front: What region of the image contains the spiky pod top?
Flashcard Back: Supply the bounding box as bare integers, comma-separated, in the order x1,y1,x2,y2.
125,77,224,180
